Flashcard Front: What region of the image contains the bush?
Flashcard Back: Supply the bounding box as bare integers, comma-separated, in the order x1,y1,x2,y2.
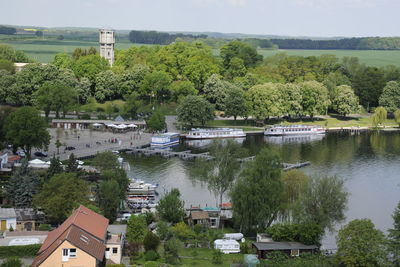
0,244,41,258
144,231,160,251
97,113,107,120
0,257,22,267
143,262,159,267
96,107,105,112
211,249,223,264
38,224,51,231
144,250,160,261
105,265,125,267
164,238,181,264
79,114,91,120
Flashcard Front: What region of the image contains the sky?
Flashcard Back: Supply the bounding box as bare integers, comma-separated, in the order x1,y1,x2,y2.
2,0,399,37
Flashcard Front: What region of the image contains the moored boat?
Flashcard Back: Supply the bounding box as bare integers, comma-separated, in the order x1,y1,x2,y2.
151,132,180,147
264,125,326,136
186,128,246,139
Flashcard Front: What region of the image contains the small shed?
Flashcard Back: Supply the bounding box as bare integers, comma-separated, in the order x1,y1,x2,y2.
252,241,318,259
214,239,240,254
0,208,17,231
188,211,209,227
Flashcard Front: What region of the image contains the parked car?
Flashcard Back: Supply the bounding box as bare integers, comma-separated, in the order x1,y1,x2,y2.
34,151,48,157
65,146,75,151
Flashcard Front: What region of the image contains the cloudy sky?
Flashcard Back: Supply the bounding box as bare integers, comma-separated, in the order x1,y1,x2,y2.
2,0,399,37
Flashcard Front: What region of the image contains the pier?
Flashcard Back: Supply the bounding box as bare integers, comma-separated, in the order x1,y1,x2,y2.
125,148,310,170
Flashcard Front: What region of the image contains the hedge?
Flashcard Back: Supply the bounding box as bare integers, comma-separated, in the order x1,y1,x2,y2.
0,244,41,258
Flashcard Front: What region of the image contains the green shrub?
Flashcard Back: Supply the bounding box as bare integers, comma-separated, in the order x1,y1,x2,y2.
144,250,160,261
0,257,22,267
211,249,223,264
144,231,160,251
79,114,91,120
96,107,105,112
0,244,41,258
97,113,107,120
38,224,51,231
105,265,125,267
144,261,159,267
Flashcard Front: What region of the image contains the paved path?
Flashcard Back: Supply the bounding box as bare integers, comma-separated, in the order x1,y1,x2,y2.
36,129,152,161
165,115,179,133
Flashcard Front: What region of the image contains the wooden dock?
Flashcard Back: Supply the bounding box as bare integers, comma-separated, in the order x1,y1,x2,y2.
125,148,310,170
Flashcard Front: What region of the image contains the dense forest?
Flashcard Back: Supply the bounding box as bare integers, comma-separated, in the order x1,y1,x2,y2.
1,40,400,124
271,37,400,50
129,30,207,45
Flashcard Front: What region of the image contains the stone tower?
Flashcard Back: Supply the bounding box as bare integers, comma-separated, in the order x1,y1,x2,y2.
99,28,115,66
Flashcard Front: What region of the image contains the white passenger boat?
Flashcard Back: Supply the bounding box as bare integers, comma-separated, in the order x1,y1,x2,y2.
186,128,246,139
128,179,158,195
264,125,326,136
151,132,180,147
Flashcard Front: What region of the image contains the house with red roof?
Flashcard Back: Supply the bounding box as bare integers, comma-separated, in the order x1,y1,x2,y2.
32,205,109,267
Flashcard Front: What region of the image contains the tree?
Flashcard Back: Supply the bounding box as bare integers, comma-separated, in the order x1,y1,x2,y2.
224,86,247,120
279,83,303,118
100,168,129,200
4,107,50,157
95,70,119,102
332,85,360,116
170,80,198,102
245,83,283,119
299,81,330,118
379,81,400,113
52,53,73,69
97,180,120,223
139,70,172,103
164,237,182,264
75,77,91,104
46,155,63,181
372,107,387,128
389,202,400,266
295,176,348,231
394,109,400,127
203,75,238,111
192,140,244,207
49,81,78,118
5,159,40,208
127,214,148,243
34,81,53,118
92,151,120,171
123,92,142,119
0,257,22,267
279,169,309,222
0,106,14,149
157,188,185,223
231,148,283,233
337,219,389,267
143,231,160,251
146,110,165,131
220,40,263,69
0,59,15,73
177,95,215,126
266,223,324,246
65,153,79,173
72,54,109,83
119,64,150,96
34,173,90,223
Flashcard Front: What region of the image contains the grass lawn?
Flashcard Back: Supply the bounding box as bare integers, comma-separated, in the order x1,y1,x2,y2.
130,248,244,267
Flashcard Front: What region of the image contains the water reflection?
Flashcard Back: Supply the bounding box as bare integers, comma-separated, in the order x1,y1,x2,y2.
123,131,400,248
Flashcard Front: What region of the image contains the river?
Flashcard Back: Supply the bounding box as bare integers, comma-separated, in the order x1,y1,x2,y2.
123,131,400,249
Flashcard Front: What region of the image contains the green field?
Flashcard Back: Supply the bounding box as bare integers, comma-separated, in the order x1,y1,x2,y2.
2,37,400,67
1,39,137,63
257,49,400,67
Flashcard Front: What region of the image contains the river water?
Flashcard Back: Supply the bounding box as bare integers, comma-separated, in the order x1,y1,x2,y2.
123,131,400,249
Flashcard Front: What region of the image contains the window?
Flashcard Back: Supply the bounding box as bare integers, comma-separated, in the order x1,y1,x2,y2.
63,249,68,256
112,247,118,254
69,248,77,258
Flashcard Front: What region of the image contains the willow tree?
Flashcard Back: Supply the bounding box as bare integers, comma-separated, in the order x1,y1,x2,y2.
372,106,387,128
192,140,246,208
231,148,283,233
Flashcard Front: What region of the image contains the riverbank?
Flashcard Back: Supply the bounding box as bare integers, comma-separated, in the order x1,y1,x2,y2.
205,115,400,131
